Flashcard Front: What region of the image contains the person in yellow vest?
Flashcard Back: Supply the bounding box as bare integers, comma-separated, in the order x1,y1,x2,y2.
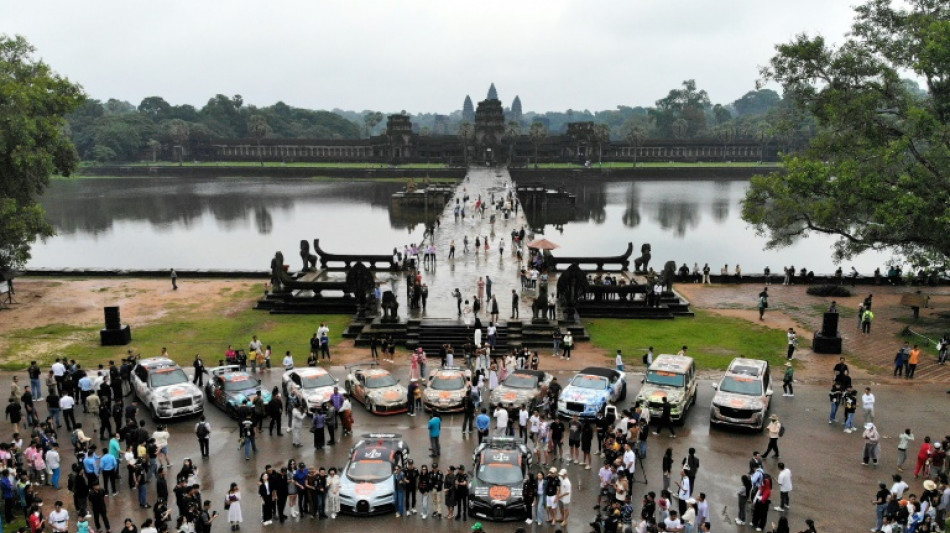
861,308,874,334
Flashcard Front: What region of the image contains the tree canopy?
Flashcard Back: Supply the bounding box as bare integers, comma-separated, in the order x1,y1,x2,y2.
0,35,84,273
742,0,950,268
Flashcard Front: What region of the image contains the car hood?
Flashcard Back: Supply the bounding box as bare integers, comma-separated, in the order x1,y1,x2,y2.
366,386,407,404
226,388,272,405
712,391,765,410
154,383,203,401
560,386,608,404
298,386,336,406
490,386,535,405
339,473,395,499
637,384,685,403
424,388,465,403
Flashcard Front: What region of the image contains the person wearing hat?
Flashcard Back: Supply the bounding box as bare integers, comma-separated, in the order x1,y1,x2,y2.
544,467,560,525
762,415,783,459
862,423,881,466
681,497,697,531
557,469,571,526
782,362,794,397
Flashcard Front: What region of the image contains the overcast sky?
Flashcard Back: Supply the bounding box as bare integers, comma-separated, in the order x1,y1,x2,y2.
3,1,859,114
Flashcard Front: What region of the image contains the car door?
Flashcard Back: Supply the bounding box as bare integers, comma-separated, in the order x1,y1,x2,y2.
353,374,366,404
212,377,226,407
133,366,149,402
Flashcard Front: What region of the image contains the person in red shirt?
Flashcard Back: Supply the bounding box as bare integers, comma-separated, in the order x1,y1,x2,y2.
28,505,46,533
915,436,935,478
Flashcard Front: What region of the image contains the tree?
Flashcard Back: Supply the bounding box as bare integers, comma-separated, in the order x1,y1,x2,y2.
138,96,171,121
742,0,950,267
732,89,782,117
458,122,474,165
714,125,737,161
147,139,161,162
247,114,270,167
622,123,647,166
651,79,710,137
712,104,732,125
0,35,84,274
504,120,522,164
671,118,689,139
164,119,190,166
594,123,610,164
528,122,548,168
362,111,383,138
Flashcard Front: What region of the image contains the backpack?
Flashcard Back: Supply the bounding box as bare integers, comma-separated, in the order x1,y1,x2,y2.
779,424,786,437
196,422,210,438
71,430,79,446
642,353,649,365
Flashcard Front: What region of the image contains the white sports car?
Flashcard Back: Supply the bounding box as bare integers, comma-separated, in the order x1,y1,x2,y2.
282,367,339,409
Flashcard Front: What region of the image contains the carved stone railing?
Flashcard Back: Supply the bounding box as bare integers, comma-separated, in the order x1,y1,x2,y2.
548,242,633,272
313,239,395,271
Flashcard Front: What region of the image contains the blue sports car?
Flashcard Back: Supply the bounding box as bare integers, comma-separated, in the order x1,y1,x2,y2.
557,366,626,419
205,365,273,418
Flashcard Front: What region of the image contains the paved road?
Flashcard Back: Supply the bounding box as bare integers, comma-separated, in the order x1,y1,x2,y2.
14,365,947,532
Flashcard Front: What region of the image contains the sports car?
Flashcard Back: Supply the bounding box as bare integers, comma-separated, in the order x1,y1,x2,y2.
489,369,552,410
204,366,272,418
422,367,471,413
282,367,339,410
557,366,626,419
468,437,532,521
338,433,409,515
344,366,408,415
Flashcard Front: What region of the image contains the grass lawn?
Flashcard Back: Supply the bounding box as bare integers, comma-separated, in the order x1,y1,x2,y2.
1,301,351,371
80,161,449,169
534,162,782,169
584,310,789,370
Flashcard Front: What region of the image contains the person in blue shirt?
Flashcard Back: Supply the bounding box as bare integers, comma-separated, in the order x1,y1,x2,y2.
292,463,310,517
82,446,101,486
428,413,442,457
78,375,94,413
99,450,118,495
475,408,491,444
393,465,406,517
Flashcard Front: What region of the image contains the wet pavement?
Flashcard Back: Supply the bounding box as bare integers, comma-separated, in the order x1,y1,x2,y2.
377,167,543,323
13,363,949,533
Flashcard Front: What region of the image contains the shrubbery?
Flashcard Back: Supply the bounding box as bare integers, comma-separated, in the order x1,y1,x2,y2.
806,285,852,297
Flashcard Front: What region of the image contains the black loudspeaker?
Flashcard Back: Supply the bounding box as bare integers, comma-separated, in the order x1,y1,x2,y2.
104,306,121,330
821,312,839,337
100,326,132,346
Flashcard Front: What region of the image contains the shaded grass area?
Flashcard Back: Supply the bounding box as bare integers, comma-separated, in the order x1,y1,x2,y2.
1,306,351,371
584,310,788,370
79,161,449,169
534,162,782,169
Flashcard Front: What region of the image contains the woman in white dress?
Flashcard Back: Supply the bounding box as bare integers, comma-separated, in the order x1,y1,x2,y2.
327,467,341,519
488,363,499,391
226,482,243,530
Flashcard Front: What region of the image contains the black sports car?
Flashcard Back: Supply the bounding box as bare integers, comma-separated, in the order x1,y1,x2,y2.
468,437,533,521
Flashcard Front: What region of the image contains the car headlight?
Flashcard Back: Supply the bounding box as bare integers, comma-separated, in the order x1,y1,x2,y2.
158,401,171,407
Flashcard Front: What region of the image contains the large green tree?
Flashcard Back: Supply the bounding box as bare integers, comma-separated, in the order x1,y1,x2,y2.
0,35,84,274
742,0,950,267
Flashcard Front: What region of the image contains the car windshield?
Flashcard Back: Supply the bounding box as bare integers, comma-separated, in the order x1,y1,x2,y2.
503,374,538,389
149,369,188,388
718,376,762,396
571,375,608,390
364,374,397,388
430,375,465,391
646,370,685,388
299,373,336,389
223,376,258,392
346,460,392,483
477,462,524,484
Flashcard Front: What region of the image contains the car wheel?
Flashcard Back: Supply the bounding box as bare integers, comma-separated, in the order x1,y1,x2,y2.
366,400,375,414
226,404,237,419
619,383,627,401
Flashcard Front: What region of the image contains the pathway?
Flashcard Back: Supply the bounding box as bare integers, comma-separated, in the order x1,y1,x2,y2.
385,166,539,322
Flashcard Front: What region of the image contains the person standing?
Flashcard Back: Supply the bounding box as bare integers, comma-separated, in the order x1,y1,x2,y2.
775,463,792,512
226,482,243,531
675,469,692,516
758,289,768,320
750,473,771,531
654,397,676,438
241,416,257,460
327,467,341,519
863,423,881,466
557,469,572,526
476,408,490,444
907,344,921,378
477,277,485,303
562,332,573,360
861,387,876,423
428,412,442,457
192,356,206,386
786,329,797,360
28,361,42,401
454,465,469,521
511,289,519,319
195,416,211,458
60,391,76,430
88,480,111,533
861,307,874,334
897,428,915,472
762,415,782,459
393,465,406,518
259,473,275,525
171,269,178,290
843,387,858,433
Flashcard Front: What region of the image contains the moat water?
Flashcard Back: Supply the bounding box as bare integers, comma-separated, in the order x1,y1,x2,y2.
30,175,892,273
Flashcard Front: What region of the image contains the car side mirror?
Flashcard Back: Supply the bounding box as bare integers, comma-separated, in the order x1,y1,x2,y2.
711,384,718,390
